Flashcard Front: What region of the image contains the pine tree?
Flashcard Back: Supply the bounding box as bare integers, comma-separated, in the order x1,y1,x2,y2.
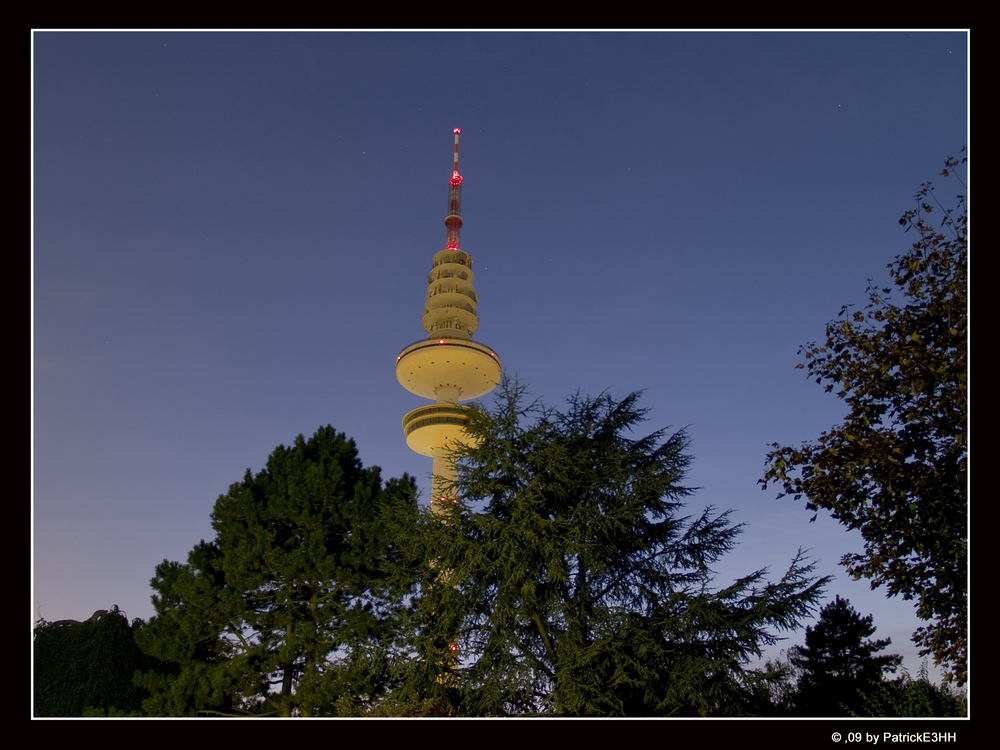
790,595,902,716
137,426,417,716
390,380,829,716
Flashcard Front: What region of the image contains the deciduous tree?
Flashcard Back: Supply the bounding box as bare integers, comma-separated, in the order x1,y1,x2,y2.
761,156,967,683
854,663,966,717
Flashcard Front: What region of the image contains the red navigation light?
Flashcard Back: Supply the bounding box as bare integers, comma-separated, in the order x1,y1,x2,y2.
450,644,459,651
438,339,445,345
453,128,461,134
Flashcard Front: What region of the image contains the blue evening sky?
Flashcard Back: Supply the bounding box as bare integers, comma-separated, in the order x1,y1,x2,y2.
32,30,968,678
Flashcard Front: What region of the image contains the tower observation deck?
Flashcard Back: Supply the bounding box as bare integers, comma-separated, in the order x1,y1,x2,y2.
396,129,501,510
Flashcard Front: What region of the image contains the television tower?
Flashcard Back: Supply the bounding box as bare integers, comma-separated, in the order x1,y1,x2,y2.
396,129,501,513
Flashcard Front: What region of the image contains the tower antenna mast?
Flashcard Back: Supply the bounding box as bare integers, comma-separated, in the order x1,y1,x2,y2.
445,128,463,251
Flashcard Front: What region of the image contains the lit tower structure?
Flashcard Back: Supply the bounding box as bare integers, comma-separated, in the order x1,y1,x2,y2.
396,129,501,513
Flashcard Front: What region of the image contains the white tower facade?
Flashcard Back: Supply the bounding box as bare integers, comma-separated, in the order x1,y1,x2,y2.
396,129,501,511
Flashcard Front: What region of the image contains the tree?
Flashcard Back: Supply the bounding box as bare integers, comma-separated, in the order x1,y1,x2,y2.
853,663,966,717
756,652,804,716
33,606,156,716
761,156,967,684
788,596,902,716
390,380,828,716
137,426,417,716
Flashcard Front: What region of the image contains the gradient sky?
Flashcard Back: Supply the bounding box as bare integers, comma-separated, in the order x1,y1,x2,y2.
32,31,968,679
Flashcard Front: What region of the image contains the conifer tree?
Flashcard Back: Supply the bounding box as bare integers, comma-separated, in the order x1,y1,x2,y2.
390,380,829,716
789,595,902,716
137,426,417,716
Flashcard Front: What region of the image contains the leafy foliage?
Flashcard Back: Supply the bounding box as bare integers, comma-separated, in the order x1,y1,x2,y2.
761,156,967,683
33,606,155,716
854,663,967,717
137,426,417,716
789,596,902,716
390,380,828,716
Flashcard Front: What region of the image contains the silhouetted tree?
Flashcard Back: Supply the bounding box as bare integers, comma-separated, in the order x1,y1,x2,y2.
756,652,804,716
33,605,155,716
762,156,967,684
790,596,902,716
854,664,966,717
